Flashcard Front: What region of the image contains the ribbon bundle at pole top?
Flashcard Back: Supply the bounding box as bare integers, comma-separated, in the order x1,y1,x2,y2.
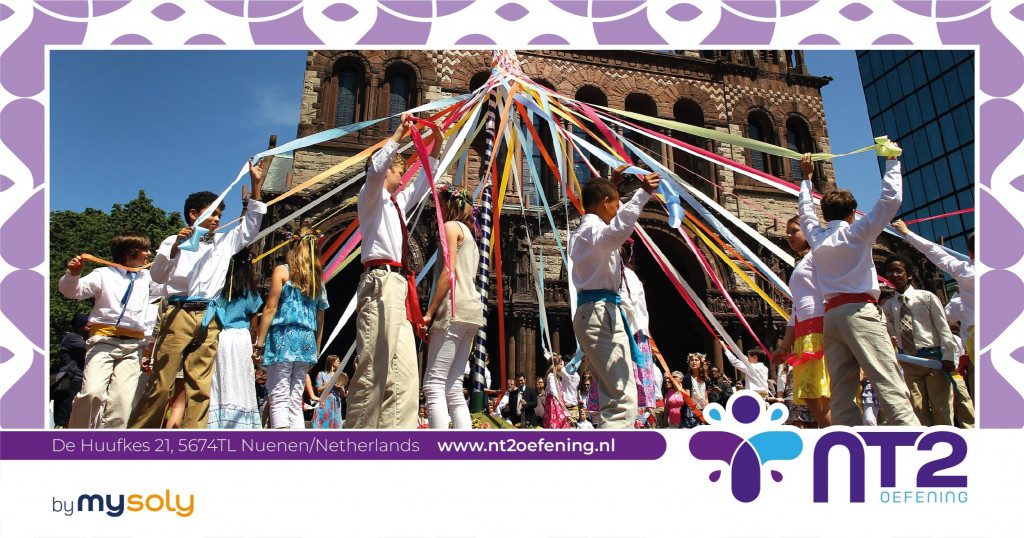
106,50,974,393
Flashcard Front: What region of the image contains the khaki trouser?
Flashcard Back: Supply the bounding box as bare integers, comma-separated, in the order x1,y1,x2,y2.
952,373,976,428
902,362,953,426
823,302,919,427
68,336,144,428
346,269,418,429
573,300,637,429
129,306,220,429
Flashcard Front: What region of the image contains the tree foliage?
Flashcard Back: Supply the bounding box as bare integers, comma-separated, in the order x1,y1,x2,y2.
49,191,183,364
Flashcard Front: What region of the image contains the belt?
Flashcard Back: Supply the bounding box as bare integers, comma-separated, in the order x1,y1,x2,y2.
577,289,644,366
363,259,406,275
824,293,877,313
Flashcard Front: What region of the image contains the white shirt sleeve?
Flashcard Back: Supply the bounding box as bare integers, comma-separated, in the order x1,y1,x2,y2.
367,139,401,195
584,190,652,253
222,199,268,254
396,156,439,212
149,236,177,285
846,160,903,245
58,269,102,300
926,291,957,364
798,179,823,249
905,230,974,282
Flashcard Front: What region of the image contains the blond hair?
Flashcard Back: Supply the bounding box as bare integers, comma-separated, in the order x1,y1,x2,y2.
285,226,324,299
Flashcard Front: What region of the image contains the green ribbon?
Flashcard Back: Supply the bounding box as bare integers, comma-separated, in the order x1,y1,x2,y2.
593,104,901,160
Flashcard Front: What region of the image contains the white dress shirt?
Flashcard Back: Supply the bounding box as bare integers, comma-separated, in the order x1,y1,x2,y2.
799,160,903,300
786,252,824,326
725,349,769,394
904,229,974,331
569,189,652,291
558,369,580,407
621,266,650,335
358,139,437,264
150,200,267,299
59,267,158,335
945,293,971,342
882,285,957,364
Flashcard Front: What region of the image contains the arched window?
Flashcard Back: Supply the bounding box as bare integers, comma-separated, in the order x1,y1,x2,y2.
747,111,782,177
523,78,559,206
384,64,417,132
322,59,365,129
785,116,815,182
624,93,659,155
572,85,609,183
469,71,490,93
672,99,711,196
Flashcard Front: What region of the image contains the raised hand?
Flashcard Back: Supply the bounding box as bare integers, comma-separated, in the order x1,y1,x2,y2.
801,153,814,179
610,164,630,184
892,219,910,235
248,159,265,201
640,172,661,194
66,255,84,276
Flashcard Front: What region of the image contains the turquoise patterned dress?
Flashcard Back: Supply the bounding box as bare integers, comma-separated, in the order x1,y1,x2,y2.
263,279,329,367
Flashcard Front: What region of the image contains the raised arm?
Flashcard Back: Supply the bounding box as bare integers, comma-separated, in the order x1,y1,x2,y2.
396,123,443,212
894,220,974,283
847,156,903,245
797,155,823,248
367,114,412,195
254,266,287,359
58,256,101,300
590,174,659,252
150,236,182,284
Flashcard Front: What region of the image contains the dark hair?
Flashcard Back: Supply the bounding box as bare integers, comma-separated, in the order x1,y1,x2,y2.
581,179,619,211
967,233,975,256
516,371,525,378
884,254,918,284
71,313,90,331
821,189,858,222
224,247,258,301
183,191,222,225
110,233,151,264
746,348,767,362
787,214,800,227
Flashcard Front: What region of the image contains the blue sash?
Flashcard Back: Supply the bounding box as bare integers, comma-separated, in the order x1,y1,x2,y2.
576,289,643,366
167,295,220,330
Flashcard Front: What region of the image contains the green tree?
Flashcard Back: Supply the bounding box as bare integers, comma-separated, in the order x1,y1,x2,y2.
49,191,183,365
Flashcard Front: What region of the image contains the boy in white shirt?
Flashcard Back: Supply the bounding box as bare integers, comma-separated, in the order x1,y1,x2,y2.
883,255,956,426
59,233,156,428
129,162,266,429
798,150,919,426
346,114,443,429
569,169,660,428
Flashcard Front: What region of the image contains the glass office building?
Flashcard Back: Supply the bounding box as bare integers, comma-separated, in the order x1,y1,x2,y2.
857,50,974,257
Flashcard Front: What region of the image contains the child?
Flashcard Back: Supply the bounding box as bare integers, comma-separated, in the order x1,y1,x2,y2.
860,369,880,426
348,114,444,429
620,240,657,421
543,355,571,429
208,248,263,429
882,255,956,426
254,228,329,429
726,347,770,398
130,162,266,428
313,355,345,429
421,183,485,429
772,215,831,427
797,151,919,426
894,220,975,369
576,407,594,429
569,167,660,428
59,233,155,428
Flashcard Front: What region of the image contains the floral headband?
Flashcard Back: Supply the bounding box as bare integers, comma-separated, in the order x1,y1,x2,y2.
437,182,473,208
291,230,326,244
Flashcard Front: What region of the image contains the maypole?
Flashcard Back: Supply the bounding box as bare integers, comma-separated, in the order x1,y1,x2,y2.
467,54,503,413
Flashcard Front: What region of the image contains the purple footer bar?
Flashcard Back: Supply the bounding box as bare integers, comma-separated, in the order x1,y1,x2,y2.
0,431,666,460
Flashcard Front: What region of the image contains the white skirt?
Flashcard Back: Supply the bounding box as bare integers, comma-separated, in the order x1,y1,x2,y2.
208,328,261,429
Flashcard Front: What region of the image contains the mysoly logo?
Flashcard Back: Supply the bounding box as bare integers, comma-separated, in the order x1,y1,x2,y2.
688,392,803,502
52,490,194,517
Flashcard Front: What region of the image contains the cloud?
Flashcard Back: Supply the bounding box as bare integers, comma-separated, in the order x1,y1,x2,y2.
251,85,301,129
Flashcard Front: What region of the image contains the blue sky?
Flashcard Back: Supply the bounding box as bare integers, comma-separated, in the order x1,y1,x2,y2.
50,50,881,215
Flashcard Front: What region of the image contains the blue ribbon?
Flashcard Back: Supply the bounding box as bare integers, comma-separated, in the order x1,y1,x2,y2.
167,295,219,331
177,226,209,252
576,289,643,366
114,271,138,327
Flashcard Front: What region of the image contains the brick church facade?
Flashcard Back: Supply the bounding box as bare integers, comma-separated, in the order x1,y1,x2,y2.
258,50,931,384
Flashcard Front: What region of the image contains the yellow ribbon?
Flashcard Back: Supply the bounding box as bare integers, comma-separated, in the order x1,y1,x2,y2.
683,217,789,321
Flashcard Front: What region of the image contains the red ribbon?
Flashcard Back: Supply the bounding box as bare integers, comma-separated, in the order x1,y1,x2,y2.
904,208,973,225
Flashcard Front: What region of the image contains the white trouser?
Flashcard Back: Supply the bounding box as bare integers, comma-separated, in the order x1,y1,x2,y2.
267,362,307,429
423,321,479,429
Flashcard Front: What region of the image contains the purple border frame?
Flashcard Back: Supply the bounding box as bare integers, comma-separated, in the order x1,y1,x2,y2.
0,0,1021,429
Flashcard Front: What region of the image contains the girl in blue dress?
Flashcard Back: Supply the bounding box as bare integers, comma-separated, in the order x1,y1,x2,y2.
208,248,263,429
253,228,329,429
